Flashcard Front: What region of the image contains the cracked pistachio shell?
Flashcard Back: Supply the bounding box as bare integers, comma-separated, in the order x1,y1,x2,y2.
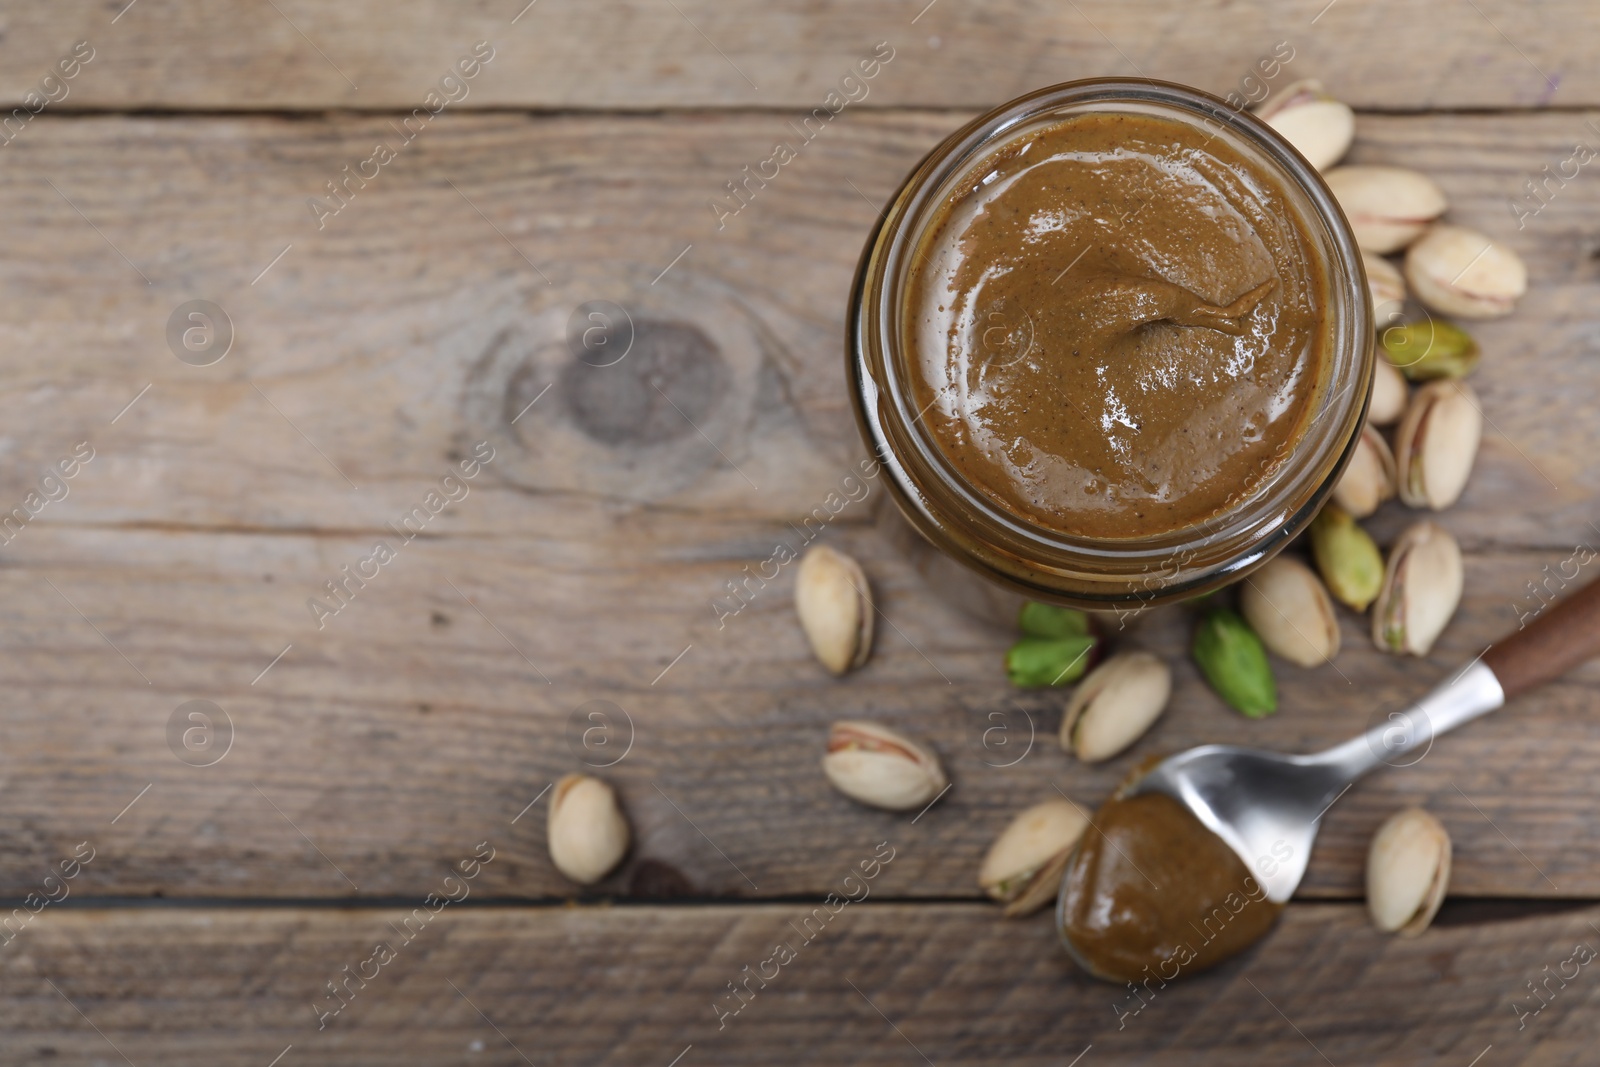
1257,80,1354,171
1381,319,1480,381
822,721,947,812
548,774,631,885
1363,251,1408,325
1373,520,1463,656
1310,504,1385,612
795,545,873,675
1404,223,1527,319
1394,380,1483,510
1061,651,1172,762
979,799,1090,917
1240,556,1341,668
1332,424,1398,518
1370,358,1409,426
1366,807,1451,935
1326,166,1448,253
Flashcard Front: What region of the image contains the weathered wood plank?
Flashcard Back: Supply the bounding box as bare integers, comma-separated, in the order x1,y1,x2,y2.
1,524,1597,901
4,902,1595,1065
0,112,1592,543
0,111,1593,899
0,0,1593,111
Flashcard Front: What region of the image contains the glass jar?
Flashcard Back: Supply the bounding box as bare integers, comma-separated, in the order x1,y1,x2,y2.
848,78,1372,612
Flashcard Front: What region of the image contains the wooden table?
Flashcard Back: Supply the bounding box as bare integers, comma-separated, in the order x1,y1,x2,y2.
0,2,1596,1063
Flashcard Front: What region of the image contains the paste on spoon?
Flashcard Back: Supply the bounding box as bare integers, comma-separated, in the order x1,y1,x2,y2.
1058,791,1282,983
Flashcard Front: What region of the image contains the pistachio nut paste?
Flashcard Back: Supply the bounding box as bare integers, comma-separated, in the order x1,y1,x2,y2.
1058,791,1282,983
907,110,1328,539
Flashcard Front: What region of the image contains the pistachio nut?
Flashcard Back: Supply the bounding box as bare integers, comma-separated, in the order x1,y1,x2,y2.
1018,601,1091,639
1193,608,1277,718
1363,251,1407,325
1404,223,1527,319
1373,520,1463,656
547,774,631,885
1366,807,1451,936
1325,166,1448,253
979,799,1090,917
1257,80,1354,171
1240,556,1340,668
1309,503,1384,612
1331,424,1397,518
822,720,947,812
1061,650,1172,762
1381,319,1480,381
794,545,874,675
1394,380,1483,510
1006,632,1099,688
1370,357,1409,426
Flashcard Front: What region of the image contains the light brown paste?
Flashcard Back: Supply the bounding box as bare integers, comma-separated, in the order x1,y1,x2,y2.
1058,792,1282,983
907,110,1328,539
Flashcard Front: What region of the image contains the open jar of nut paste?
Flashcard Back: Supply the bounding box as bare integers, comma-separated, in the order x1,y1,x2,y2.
849,79,1372,610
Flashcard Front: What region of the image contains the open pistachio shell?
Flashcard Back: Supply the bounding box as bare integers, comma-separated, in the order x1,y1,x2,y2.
795,545,874,675
979,799,1090,917
822,720,947,812
1366,807,1451,936
1372,520,1464,656
1061,651,1172,762
1405,224,1526,319
1363,251,1407,327
1370,358,1409,426
1258,81,1354,171
1394,380,1483,510
1332,424,1398,518
1326,166,1448,253
1240,556,1341,668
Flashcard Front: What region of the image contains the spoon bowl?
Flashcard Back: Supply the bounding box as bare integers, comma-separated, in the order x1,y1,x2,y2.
1123,659,1509,902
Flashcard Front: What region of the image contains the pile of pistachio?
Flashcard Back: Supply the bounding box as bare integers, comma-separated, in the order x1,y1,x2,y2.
1221,78,1521,704
786,81,1503,939
797,549,1454,938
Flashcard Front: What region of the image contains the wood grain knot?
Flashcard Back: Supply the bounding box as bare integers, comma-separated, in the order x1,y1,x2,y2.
556,319,728,446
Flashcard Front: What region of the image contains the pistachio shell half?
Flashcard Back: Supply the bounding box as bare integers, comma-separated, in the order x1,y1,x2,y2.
1061,650,1172,762
1404,223,1527,319
1370,358,1409,426
795,545,874,675
1373,520,1464,656
1310,504,1385,612
1332,424,1397,518
1326,166,1448,253
1240,556,1341,668
822,720,947,812
1366,807,1451,936
1363,251,1407,324
1258,81,1354,171
979,798,1090,917
1394,380,1483,510
548,774,631,885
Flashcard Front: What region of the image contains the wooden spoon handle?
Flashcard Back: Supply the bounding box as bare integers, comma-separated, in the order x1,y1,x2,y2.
1483,574,1600,701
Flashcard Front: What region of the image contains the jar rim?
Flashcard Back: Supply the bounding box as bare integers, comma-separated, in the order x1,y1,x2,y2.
848,78,1373,610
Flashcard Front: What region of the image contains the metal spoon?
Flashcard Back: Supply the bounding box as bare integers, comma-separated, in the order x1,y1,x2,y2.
1116,574,1600,903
